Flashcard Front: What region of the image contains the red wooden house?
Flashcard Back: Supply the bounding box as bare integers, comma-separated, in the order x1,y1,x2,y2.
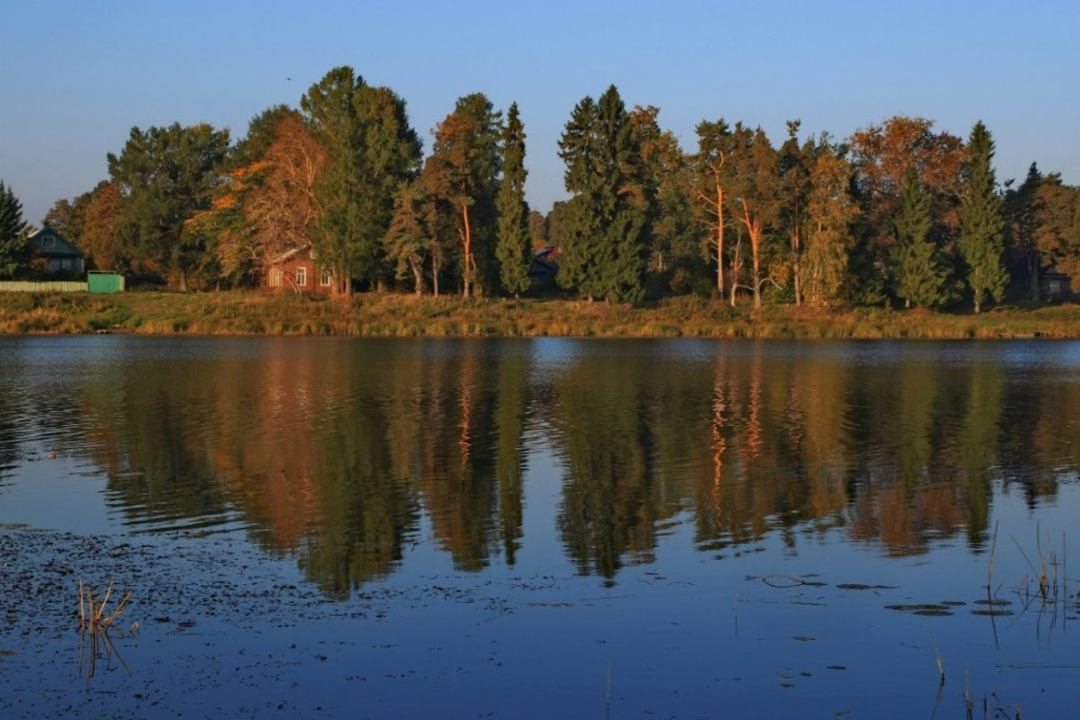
265,245,332,294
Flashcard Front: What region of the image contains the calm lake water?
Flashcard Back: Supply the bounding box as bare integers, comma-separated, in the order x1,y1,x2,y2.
1,337,1079,718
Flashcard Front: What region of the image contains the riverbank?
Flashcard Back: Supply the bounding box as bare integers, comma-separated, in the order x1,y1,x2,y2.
1,290,1078,339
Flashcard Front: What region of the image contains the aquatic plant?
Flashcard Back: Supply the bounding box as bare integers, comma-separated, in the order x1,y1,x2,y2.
77,580,133,679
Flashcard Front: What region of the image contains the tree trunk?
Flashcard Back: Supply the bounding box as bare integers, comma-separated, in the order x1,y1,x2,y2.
740,201,763,310
729,239,740,307
411,258,423,296
461,203,473,299
974,299,981,314
716,184,725,297
339,265,352,299
751,237,761,310
1029,252,1040,302
792,220,801,307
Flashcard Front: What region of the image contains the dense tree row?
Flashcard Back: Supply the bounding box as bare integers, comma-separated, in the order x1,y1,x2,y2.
4,68,1079,307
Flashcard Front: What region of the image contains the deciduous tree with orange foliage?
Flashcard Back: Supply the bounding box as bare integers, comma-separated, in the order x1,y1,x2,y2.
849,116,966,302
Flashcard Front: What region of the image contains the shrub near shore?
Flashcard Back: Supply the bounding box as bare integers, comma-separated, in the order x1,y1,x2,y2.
0,291,1078,339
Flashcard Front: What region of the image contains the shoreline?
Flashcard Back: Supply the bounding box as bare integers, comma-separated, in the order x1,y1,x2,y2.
1,291,1078,340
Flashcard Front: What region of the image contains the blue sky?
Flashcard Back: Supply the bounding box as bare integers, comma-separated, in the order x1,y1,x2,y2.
2,0,1078,224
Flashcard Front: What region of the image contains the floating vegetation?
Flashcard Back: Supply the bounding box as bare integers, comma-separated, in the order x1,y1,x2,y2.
77,579,134,680
761,575,827,589
973,599,1013,607
971,608,1015,617
884,604,954,617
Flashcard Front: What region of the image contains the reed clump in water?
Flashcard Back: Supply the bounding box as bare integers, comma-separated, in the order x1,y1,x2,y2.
77,579,134,679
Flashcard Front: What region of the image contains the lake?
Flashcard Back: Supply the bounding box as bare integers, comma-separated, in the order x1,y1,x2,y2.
1,336,1078,718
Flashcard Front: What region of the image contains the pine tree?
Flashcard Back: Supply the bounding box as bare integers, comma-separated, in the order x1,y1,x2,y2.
958,121,1008,312
630,106,696,289
495,102,531,296
894,168,953,309
0,181,29,278
693,120,734,297
421,93,502,298
557,85,647,304
778,121,813,306
729,124,780,309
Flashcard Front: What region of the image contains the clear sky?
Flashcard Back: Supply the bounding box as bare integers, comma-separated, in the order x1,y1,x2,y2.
2,0,1078,225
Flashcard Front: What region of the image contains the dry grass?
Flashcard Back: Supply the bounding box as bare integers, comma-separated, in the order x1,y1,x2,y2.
0,290,1078,339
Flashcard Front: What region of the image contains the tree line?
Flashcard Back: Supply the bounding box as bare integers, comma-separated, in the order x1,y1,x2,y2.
2,66,1078,308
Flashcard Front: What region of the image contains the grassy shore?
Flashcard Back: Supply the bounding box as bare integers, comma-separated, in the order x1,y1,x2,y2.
0,290,1078,339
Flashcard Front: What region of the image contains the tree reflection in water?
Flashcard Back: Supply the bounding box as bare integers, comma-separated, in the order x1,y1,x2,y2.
20,338,1073,594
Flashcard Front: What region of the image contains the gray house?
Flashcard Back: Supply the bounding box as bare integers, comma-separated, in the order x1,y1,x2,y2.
27,226,85,277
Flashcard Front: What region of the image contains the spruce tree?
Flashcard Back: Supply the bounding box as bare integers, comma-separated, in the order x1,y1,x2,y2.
0,181,29,278
958,121,1008,312
495,102,531,296
302,67,421,295
557,85,647,304
555,97,600,296
894,168,953,309
384,183,428,295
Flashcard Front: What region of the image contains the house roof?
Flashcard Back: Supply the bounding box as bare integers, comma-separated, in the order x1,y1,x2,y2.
28,226,84,258
268,244,313,265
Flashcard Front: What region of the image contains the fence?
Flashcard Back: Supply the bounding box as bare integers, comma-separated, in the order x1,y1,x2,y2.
0,281,88,293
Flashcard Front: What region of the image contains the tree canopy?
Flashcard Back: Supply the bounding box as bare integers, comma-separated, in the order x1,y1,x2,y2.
34,66,1080,307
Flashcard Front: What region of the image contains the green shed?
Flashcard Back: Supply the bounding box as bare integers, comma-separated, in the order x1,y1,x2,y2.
87,271,125,294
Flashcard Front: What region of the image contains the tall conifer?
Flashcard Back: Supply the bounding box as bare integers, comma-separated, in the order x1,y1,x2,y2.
557,85,647,304
0,181,29,278
958,121,1008,312
894,168,953,308
495,103,531,296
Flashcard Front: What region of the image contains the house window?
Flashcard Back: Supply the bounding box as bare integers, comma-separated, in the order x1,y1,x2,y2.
42,236,55,249
296,267,307,287
269,268,282,287
320,269,331,287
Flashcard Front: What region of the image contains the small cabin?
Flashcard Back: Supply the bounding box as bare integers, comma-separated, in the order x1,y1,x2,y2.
266,245,332,294
27,226,85,277
1040,271,1072,302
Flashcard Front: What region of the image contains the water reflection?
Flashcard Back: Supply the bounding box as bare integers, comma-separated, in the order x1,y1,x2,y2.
0,338,1077,592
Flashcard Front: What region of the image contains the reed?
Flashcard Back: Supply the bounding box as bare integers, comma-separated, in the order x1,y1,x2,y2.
77,579,134,680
